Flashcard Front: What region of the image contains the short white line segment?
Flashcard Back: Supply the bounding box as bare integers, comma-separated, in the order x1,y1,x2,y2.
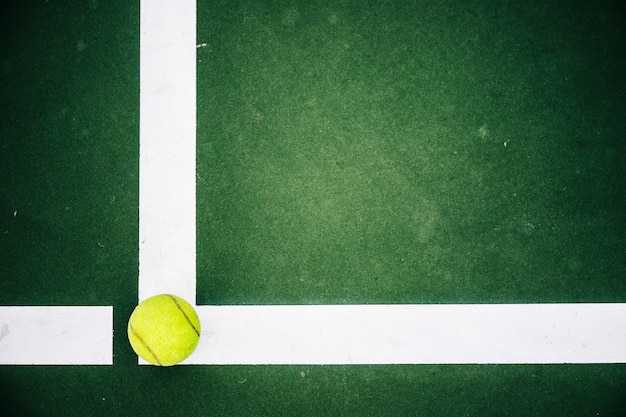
0,307,113,365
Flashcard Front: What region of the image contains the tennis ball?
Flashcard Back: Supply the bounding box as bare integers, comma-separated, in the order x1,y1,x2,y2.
127,294,201,366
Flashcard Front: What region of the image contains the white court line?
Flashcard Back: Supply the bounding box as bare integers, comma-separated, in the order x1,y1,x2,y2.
139,0,626,365
183,304,626,365
139,0,197,303
0,307,113,365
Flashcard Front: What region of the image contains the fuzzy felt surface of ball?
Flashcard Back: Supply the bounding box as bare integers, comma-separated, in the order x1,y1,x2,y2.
127,294,201,366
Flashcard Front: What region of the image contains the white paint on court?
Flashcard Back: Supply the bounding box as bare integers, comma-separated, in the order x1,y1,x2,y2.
0,307,112,365
188,304,626,365
138,0,197,303
2,0,626,366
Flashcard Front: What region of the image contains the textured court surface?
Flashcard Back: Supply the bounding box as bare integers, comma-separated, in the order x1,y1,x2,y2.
1,0,626,415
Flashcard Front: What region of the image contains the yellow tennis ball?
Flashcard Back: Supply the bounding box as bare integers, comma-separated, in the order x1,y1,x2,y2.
127,294,201,366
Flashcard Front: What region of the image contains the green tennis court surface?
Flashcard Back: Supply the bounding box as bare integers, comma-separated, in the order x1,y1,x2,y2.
2,0,626,415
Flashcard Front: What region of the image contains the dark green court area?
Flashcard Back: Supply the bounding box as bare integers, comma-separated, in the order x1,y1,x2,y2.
196,0,625,307
1,0,625,415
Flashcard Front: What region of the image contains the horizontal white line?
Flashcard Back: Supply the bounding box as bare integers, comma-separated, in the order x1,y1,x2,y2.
0,306,113,365
182,303,626,365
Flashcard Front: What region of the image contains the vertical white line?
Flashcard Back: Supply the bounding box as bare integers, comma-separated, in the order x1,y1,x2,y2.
139,0,197,303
